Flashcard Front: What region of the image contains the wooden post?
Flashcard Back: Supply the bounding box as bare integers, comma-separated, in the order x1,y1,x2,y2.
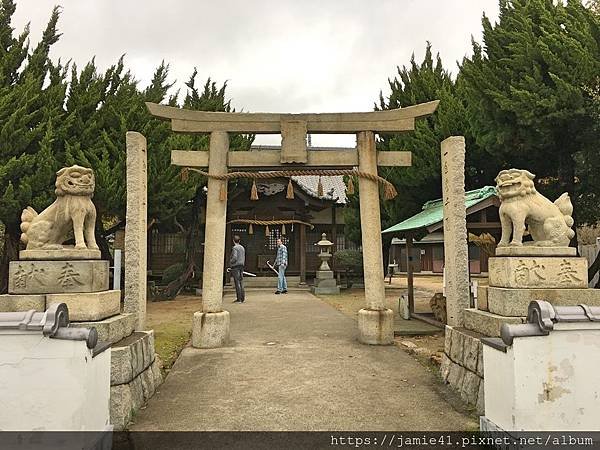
406,233,415,314
300,223,306,284
332,206,337,272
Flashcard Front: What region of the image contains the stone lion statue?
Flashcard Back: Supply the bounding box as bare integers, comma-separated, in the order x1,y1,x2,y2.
20,165,99,250
496,169,574,247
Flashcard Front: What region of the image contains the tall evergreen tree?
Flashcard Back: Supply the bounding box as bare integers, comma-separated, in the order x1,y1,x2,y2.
0,2,67,291
461,0,600,233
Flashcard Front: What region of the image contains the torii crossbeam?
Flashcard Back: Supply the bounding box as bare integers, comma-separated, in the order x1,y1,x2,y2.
146,100,439,348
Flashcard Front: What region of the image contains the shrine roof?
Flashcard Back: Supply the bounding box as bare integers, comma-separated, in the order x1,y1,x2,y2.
292,175,347,205
382,186,498,235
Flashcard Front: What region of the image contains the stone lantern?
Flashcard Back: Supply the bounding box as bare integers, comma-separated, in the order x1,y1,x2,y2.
316,233,334,271
311,233,340,295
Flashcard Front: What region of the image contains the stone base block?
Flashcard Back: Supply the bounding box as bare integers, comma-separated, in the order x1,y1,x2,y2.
463,308,526,337
357,308,394,345
445,326,484,377
70,313,135,345
110,358,162,431
0,294,45,312
192,311,230,348
19,248,101,260
46,290,120,321
495,246,576,257
312,277,340,295
9,260,109,294
111,331,155,386
489,256,587,289
442,325,485,414
476,286,488,311
315,270,334,280
488,286,600,317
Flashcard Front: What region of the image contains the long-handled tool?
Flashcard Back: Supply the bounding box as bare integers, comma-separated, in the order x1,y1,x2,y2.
265,260,279,275
226,268,257,277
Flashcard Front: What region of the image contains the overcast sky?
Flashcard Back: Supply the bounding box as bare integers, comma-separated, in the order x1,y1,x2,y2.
12,0,499,146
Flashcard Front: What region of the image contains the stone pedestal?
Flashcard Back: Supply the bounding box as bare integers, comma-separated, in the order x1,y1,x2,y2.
19,248,101,260
489,256,587,289
8,260,109,294
311,270,340,295
192,311,230,348
357,308,394,345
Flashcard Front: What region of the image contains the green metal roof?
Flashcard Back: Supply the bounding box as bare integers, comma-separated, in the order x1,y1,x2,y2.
381,186,497,235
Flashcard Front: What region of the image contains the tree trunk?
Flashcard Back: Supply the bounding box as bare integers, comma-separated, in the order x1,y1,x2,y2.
0,224,21,293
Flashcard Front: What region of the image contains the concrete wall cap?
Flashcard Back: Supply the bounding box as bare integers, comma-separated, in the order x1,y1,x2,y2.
499,300,600,346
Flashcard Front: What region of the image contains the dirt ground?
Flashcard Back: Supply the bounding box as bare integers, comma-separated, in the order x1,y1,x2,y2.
145,295,202,371
318,276,456,368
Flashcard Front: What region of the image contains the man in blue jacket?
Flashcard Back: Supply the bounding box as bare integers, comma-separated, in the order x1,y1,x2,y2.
274,238,288,294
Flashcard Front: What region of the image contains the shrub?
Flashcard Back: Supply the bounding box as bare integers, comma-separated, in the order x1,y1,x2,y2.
333,249,363,274
161,262,187,285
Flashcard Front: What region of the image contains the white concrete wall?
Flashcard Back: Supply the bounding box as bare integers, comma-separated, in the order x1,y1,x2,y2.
484,323,600,431
0,333,111,431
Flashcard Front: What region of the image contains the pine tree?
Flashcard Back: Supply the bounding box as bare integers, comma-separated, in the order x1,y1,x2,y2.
0,2,67,292
461,0,600,232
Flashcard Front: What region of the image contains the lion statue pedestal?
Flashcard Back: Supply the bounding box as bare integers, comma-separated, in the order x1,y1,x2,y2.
1,166,118,320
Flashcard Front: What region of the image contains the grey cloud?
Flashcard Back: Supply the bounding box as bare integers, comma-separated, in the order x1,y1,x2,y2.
11,0,499,145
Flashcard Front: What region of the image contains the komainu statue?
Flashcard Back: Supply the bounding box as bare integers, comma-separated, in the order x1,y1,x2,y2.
20,165,99,250
495,169,575,247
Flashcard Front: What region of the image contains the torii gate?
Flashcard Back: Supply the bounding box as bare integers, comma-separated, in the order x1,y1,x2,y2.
145,100,439,348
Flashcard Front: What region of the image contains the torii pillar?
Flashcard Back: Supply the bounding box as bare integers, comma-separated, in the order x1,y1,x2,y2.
146,100,439,347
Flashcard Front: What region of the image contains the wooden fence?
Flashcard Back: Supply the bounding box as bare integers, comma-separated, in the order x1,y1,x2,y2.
579,242,599,287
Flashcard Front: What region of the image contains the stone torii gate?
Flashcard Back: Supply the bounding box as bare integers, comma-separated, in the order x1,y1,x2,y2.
145,100,439,348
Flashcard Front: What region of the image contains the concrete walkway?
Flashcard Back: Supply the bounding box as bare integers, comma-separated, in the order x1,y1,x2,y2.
130,291,476,431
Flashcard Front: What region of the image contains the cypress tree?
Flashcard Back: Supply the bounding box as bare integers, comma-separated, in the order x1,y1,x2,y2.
0,2,67,291
460,0,600,235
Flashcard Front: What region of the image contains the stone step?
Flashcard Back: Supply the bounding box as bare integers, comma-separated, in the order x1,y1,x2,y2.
463,308,526,337
71,313,135,345
46,290,120,321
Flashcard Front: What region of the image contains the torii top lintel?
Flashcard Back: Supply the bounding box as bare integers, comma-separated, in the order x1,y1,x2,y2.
145,100,439,134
